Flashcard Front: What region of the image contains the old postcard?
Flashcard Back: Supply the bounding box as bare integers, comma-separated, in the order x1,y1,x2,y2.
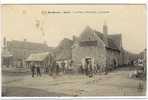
1,4,146,97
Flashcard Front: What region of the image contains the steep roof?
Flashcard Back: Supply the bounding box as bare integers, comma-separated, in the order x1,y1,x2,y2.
94,30,106,43
25,52,50,62
108,34,122,50
107,38,119,50
54,38,73,60
81,25,94,35
55,49,72,60
80,26,121,51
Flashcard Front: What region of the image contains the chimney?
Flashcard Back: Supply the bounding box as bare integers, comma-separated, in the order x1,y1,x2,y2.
3,37,7,48
102,21,108,46
73,35,76,42
103,21,108,35
44,40,47,45
24,38,27,42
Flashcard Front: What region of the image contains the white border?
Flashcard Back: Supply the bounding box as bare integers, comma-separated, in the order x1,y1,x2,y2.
0,0,148,99
0,0,147,4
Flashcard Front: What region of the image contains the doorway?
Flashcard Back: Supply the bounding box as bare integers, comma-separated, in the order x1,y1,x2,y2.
81,57,94,75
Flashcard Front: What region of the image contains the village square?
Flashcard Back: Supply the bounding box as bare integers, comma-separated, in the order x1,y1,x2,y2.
2,23,146,96
1,5,146,97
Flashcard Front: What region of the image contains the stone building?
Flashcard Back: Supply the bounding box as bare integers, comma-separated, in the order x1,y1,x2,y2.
3,38,53,67
54,38,73,71
72,24,123,70
54,38,73,62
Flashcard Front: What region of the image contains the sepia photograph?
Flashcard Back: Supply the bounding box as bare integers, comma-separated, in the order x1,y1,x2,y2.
1,4,147,97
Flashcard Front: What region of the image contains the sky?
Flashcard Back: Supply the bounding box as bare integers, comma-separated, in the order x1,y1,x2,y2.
1,5,146,53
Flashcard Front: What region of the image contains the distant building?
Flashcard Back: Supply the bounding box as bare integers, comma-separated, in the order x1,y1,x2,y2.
138,49,146,71
139,49,146,60
122,50,139,66
72,24,123,70
3,39,53,67
25,52,54,72
1,37,13,67
2,47,13,67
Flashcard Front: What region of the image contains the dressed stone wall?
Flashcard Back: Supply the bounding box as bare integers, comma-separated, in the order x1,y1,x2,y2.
72,29,106,68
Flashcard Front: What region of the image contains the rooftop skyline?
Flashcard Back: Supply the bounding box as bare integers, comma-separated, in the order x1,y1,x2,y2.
1,5,146,53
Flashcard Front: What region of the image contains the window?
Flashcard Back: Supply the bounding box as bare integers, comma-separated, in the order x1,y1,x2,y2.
79,40,97,47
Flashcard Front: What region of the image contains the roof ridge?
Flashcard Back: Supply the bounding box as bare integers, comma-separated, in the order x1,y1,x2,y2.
10,40,47,45
108,34,121,36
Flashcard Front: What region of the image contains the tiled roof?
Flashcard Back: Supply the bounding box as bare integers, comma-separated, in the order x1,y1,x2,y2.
81,26,121,51
7,40,50,51
56,49,72,60
54,38,73,60
107,38,119,50
81,25,94,35
108,34,122,50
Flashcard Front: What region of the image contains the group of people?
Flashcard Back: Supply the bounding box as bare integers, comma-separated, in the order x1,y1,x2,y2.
30,59,111,78
30,60,73,77
30,64,42,77
79,59,110,77
50,60,72,75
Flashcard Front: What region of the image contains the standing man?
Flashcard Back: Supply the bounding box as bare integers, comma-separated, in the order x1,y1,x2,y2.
61,61,65,73
55,63,59,75
36,64,41,77
104,66,108,75
31,63,35,77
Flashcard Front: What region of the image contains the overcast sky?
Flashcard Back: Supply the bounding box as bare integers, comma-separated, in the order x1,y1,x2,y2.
1,5,146,53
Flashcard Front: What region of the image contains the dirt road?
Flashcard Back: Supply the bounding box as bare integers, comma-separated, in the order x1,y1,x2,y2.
2,66,146,96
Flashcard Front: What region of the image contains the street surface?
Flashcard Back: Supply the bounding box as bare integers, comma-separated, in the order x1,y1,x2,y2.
2,66,146,96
